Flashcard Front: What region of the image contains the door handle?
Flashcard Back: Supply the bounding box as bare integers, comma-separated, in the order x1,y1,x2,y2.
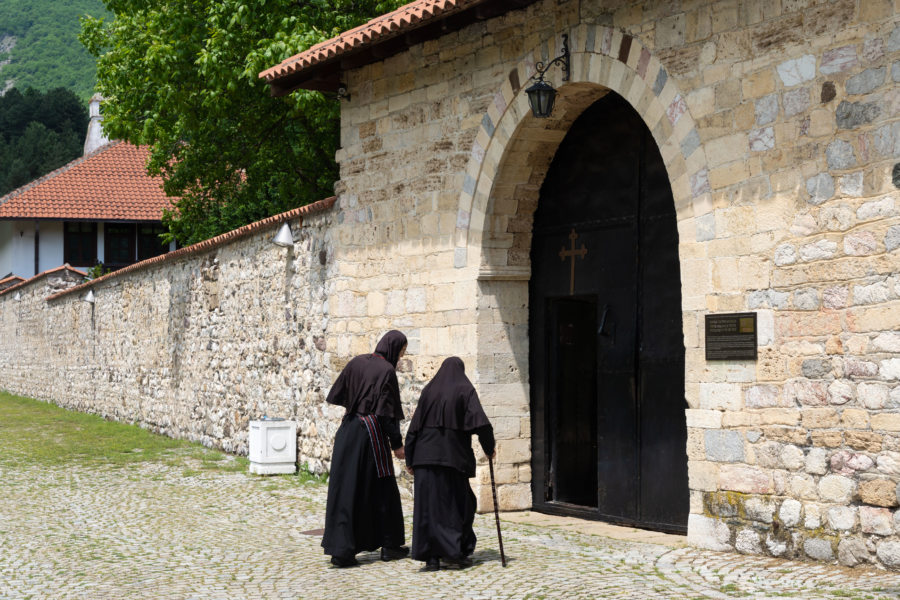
598,304,610,336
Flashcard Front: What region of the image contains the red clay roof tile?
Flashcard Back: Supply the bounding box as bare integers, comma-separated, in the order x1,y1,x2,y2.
0,141,173,222
259,0,485,84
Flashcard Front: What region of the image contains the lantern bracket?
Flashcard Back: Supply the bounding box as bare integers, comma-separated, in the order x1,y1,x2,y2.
532,34,570,85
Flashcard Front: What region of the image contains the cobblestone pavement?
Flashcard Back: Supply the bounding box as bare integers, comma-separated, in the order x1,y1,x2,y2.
2,456,899,600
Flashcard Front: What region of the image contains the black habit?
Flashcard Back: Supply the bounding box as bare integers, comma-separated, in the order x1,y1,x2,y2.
321,330,407,560
405,357,495,563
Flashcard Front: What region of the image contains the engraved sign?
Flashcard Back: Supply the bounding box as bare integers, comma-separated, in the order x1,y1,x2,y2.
705,312,758,360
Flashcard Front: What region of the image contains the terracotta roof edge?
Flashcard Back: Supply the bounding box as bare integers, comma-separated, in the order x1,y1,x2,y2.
45,196,337,302
259,0,485,82
0,265,89,298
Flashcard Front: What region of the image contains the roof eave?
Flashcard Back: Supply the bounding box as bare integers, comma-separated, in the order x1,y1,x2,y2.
262,0,538,96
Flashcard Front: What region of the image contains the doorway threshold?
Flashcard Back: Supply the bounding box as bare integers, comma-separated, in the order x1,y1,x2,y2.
499,511,688,548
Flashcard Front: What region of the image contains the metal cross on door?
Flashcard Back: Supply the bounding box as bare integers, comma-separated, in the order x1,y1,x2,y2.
558,228,587,295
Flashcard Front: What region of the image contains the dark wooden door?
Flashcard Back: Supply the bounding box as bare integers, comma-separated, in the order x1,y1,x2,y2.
529,92,688,533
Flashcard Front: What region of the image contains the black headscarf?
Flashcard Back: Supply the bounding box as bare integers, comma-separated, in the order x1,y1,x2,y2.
408,357,490,433
325,330,408,420
374,330,407,368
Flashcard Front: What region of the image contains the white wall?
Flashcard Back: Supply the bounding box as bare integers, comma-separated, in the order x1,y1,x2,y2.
11,222,35,278
0,221,12,277
38,221,64,273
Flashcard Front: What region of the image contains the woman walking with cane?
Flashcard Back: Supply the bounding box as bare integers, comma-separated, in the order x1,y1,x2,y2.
405,357,495,571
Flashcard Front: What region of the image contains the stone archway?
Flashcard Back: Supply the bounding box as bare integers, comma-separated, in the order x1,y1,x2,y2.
456,27,713,522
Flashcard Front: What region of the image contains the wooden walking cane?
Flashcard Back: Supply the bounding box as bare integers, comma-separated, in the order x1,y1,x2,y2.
488,455,507,567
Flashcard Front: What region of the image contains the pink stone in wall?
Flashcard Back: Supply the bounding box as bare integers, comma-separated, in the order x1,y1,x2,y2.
864,38,885,63
601,28,613,56
493,91,507,115
667,94,687,125
820,45,858,75
830,449,874,475
691,168,710,195
471,140,485,165
823,286,849,309
860,506,894,534
750,127,775,152
844,231,878,256
843,359,879,378
784,378,828,406
718,465,774,494
638,48,650,78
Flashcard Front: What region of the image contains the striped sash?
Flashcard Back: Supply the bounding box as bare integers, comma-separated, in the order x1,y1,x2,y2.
358,414,394,478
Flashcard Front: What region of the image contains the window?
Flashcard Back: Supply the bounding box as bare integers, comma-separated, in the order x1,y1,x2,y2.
63,222,97,266
104,223,136,268
137,224,169,261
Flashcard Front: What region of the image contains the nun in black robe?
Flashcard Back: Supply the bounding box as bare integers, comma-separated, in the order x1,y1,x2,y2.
321,330,409,567
405,357,495,571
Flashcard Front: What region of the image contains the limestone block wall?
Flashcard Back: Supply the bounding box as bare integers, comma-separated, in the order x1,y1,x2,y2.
329,0,900,569
0,204,355,473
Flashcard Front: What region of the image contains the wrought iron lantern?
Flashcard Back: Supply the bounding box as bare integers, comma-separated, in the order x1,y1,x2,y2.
525,34,570,118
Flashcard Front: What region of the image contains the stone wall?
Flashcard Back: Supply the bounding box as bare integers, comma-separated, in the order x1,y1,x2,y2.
324,0,900,569
0,203,374,474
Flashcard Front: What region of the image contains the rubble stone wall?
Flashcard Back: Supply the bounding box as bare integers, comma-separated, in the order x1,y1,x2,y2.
0,210,382,474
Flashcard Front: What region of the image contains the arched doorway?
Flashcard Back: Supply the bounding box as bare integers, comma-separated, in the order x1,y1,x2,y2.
529,91,689,533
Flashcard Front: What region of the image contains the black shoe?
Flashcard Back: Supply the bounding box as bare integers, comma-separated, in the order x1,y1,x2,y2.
330,555,359,568
424,557,440,571
444,556,473,568
380,546,409,561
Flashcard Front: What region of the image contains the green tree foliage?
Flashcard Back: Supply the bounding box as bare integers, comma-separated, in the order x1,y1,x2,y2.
0,0,110,102
0,87,89,195
81,0,402,246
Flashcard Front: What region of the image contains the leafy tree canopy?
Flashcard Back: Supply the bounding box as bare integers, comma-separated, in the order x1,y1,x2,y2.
0,87,88,195
81,0,402,246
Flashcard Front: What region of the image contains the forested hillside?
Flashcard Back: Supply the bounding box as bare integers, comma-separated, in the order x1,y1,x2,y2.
0,0,109,101
0,87,88,196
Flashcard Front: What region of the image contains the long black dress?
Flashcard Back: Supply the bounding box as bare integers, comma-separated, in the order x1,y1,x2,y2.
405,357,495,564
321,330,407,561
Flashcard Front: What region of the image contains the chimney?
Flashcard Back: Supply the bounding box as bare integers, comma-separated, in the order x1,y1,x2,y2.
83,93,110,155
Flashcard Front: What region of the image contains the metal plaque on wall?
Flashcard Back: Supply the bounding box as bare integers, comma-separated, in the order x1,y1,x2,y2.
705,312,758,360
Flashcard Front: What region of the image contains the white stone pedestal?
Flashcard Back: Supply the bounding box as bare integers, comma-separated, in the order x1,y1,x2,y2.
249,420,297,475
